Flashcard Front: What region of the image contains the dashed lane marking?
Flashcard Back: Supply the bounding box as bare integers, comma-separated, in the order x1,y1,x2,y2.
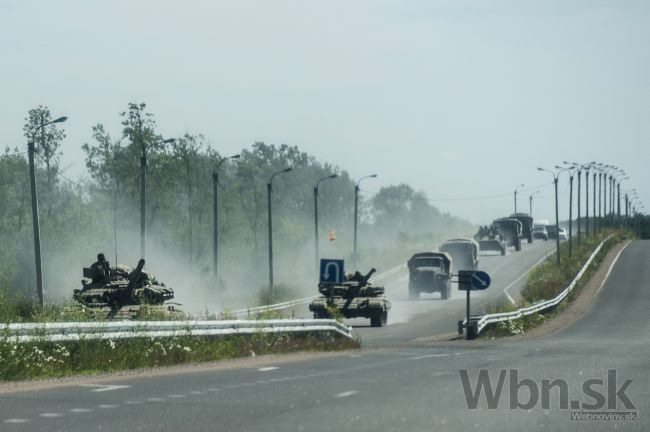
410,354,450,360
80,384,130,392
69,408,92,413
258,366,279,372
335,391,358,398
39,413,63,418
4,419,29,424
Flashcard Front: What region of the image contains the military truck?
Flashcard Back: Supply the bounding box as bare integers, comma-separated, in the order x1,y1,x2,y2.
439,238,479,271
407,252,452,300
308,268,391,327
494,217,523,252
474,225,507,256
510,213,534,244
74,259,182,320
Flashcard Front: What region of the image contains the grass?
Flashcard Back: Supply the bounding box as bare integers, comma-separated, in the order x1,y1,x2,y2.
0,330,358,381
482,228,634,337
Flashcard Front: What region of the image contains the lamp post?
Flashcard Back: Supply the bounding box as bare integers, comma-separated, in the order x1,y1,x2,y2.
140,137,175,259
557,165,575,257
314,174,338,272
538,167,567,266
267,167,293,297
28,115,68,307
212,154,241,288
529,190,539,217
514,184,525,214
353,174,377,269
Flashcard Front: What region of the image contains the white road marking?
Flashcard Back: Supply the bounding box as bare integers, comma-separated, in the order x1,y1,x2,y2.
4,418,29,424
432,372,453,377
189,390,205,395
499,250,555,306
335,391,358,398
69,408,92,413
96,404,118,409
39,412,63,418
124,400,143,405
410,354,450,360
258,366,279,372
80,384,130,392
147,398,164,402
168,394,186,398
595,241,631,296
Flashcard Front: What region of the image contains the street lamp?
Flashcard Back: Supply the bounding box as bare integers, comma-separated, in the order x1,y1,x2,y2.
557,165,575,256
140,137,175,259
28,115,68,307
212,154,241,290
514,184,525,215
314,174,338,272
529,190,539,217
538,166,568,266
267,167,293,297
564,161,591,243
353,174,377,269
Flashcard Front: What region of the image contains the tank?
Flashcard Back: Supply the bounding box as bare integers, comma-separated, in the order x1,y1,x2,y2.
308,268,391,327
73,259,183,320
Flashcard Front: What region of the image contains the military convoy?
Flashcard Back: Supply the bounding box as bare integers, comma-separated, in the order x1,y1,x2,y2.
407,252,453,300
474,225,507,255
73,258,182,320
510,213,534,244
309,268,391,327
439,238,479,271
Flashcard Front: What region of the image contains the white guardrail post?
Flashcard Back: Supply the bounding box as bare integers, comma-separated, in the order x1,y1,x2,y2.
461,235,613,337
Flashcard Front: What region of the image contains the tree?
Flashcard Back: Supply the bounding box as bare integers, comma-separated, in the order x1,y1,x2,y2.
23,105,66,191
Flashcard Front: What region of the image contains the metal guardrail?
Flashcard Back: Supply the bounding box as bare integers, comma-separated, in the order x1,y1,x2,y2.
2,319,354,343
462,235,613,336
224,263,407,317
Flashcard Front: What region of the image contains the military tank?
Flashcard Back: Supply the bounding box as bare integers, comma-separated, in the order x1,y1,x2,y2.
73,258,183,320
309,268,391,327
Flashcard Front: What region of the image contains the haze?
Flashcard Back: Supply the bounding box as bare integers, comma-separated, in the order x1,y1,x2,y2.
1,0,648,223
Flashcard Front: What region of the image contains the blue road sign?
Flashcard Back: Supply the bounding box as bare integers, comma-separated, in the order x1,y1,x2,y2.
320,259,345,284
471,271,491,290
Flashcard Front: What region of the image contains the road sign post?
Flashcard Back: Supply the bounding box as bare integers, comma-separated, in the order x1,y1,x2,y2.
319,259,345,284
458,270,491,340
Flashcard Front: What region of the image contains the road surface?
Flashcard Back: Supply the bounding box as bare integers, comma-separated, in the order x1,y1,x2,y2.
2,240,646,431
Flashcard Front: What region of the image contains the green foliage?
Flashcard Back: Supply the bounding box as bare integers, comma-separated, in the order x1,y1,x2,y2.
0,332,359,381
482,229,633,337
2,102,474,316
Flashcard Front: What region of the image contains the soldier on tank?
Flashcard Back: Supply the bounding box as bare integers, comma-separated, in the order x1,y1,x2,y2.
90,253,111,284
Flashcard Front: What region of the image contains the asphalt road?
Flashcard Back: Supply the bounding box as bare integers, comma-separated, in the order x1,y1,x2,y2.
2,240,647,431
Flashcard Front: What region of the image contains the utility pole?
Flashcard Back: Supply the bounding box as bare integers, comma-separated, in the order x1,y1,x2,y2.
314,174,338,272
514,184,524,214
139,137,174,260
212,154,240,290
538,167,564,266
568,171,574,257
28,115,67,307
267,167,293,297
352,174,377,269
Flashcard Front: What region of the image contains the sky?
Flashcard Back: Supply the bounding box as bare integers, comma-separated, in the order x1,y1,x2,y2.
1,0,648,224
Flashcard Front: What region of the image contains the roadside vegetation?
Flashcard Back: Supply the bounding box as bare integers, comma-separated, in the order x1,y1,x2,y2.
0,331,358,381
483,228,633,337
